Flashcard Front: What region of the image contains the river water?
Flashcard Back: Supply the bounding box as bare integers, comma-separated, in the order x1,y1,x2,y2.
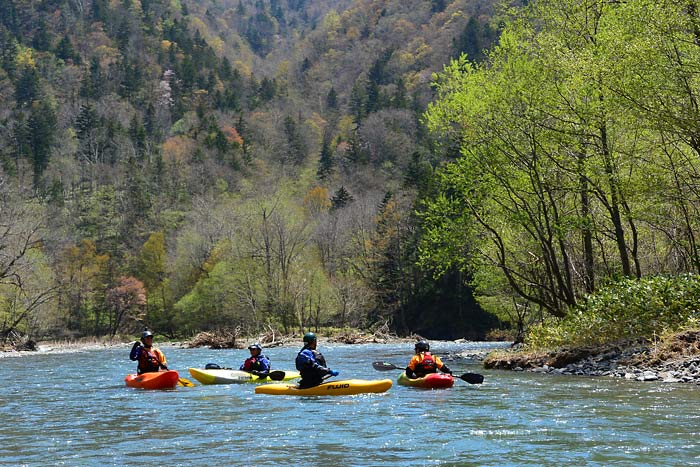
1,341,699,466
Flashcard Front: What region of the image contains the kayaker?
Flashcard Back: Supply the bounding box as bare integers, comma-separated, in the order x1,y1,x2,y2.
240,343,271,377
405,340,452,378
129,330,168,374
295,332,339,388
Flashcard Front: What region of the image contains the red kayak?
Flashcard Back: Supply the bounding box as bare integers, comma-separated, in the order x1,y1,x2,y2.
397,372,454,389
125,370,179,389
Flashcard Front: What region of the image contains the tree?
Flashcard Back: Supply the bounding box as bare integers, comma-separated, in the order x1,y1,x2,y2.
28,100,57,186
0,179,55,342
316,138,333,180
106,276,146,336
283,115,307,166
56,240,110,336
55,35,78,63
14,66,40,108
331,186,353,211
421,1,661,319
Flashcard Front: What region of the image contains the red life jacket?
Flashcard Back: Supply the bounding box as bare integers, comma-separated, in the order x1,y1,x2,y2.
242,355,269,371
243,357,258,371
414,352,437,376
138,347,162,374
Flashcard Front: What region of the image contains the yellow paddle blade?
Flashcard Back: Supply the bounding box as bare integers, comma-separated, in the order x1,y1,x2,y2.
177,377,195,387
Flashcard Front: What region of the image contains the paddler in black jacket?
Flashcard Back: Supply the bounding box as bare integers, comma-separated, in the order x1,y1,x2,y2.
295,332,339,388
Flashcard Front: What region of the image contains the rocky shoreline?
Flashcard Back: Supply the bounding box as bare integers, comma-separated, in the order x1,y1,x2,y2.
482,330,700,385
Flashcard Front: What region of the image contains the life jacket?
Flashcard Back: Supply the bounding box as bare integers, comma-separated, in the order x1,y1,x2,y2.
312,349,327,368
296,347,327,370
296,347,328,388
242,355,269,371
414,352,437,376
138,347,162,374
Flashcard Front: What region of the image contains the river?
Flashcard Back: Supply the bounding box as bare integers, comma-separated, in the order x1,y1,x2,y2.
1,341,698,466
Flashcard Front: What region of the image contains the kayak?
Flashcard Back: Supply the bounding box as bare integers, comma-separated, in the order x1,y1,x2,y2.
125,370,179,389
188,367,300,385
397,372,454,389
255,378,393,396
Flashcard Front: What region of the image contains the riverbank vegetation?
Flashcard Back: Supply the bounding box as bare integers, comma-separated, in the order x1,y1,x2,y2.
484,276,700,374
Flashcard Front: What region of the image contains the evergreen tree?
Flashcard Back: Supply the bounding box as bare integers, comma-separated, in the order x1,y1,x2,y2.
55,34,79,63
431,0,446,13
28,100,57,185
0,30,18,77
283,115,307,165
75,103,99,145
349,79,368,124
32,20,52,51
14,66,40,107
366,81,381,114
317,138,333,180
326,87,338,110
129,116,147,158
0,0,20,35
453,16,497,63
80,57,103,100
259,77,276,101
392,79,408,109
331,186,354,211
11,113,31,161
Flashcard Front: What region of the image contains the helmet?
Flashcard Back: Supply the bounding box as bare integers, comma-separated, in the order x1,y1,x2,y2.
141,330,154,340
303,332,317,344
248,343,262,352
415,339,430,352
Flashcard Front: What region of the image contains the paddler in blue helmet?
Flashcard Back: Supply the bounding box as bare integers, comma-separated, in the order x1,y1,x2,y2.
295,332,339,388
405,339,452,378
240,343,271,378
129,329,168,374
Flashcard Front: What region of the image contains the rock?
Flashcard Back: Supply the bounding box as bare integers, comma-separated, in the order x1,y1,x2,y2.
638,370,659,381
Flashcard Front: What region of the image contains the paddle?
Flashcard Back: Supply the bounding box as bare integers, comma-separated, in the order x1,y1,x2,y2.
371,361,484,385
177,377,195,387
205,363,287,381
267,370,286,381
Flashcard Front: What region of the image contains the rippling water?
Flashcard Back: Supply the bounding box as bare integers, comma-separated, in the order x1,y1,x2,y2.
1,341,699,466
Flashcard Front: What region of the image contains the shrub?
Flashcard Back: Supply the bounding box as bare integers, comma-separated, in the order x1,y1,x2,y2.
526,274,700,349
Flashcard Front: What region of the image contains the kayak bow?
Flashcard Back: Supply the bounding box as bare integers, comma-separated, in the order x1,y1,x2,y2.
125,370,179,390
188,367,300,385
397,372,454,389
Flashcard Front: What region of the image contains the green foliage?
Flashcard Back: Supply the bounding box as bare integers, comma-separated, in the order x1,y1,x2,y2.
527,275,700,348
422,0,700,327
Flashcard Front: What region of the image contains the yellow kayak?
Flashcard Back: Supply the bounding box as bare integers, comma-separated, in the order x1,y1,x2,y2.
188,367,300,385
255,378,393,396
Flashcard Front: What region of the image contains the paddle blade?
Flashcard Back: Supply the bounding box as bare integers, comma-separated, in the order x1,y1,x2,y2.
372,361,401,371
268,370,286,381
178,377,195,387
459,373,484,385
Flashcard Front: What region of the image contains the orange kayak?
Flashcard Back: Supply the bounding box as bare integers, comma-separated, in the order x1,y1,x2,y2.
125,370,179,389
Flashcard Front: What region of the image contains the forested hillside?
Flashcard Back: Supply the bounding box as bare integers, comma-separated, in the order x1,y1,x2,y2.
0,0,501,344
